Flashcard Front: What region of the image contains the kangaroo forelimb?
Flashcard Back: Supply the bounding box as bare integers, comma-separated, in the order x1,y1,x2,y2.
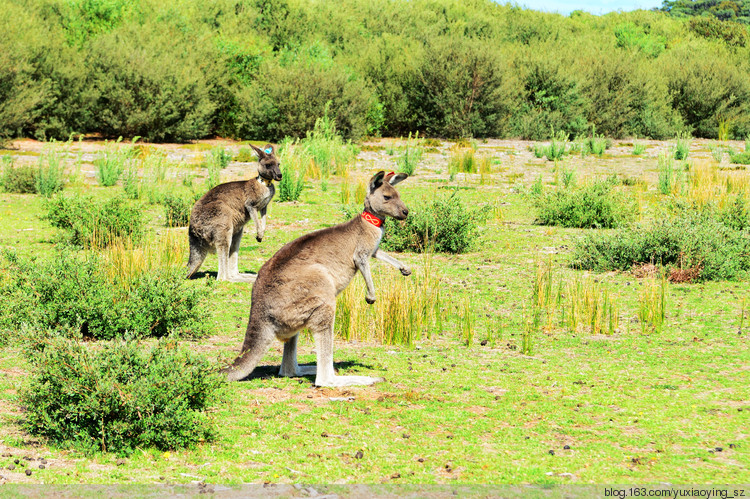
374,249,411,276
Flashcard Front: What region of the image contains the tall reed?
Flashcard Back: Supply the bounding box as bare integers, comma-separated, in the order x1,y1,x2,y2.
103,231,188,290
335,253,441,346
638,277,668,334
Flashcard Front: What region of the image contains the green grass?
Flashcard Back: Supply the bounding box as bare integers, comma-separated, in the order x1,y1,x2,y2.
0,139,748,485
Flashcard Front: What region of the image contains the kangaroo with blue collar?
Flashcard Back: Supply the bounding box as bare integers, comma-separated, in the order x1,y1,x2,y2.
187,143,281,282
222,171,411,386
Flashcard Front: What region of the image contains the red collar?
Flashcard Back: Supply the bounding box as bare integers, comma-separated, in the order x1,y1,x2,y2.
362,211,384,227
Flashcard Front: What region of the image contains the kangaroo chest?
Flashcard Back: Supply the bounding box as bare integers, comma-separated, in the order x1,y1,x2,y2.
257,178,275,209
247,178,275,213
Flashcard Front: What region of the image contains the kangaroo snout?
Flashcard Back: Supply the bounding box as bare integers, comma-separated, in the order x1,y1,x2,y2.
275,172,283,181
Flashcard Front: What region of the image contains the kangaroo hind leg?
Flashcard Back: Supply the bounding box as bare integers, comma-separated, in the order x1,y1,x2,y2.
279,333,316,377
309,305,382,387
228,230,255,282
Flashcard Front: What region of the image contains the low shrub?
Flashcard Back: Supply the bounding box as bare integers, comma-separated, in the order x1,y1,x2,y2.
0,157,37,193
449,148,477,176
301,111,360,178
277,164,305,202
95,138,134,187
210,147,232,169
0,250,212,339
729,150,750,165
162,193,193,227
673,133,691,160
657,152,677,195
545,131,568,160
571,208,750,281
20,337,225,454
534,180,638,229
36,144,66,196
586,133,610,156
43,194,144,248
396,132,423,176
235,146,255,162
345,193,489,253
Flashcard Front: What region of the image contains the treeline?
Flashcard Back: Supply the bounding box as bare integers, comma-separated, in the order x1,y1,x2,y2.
2,0,750,143
662,0,750,23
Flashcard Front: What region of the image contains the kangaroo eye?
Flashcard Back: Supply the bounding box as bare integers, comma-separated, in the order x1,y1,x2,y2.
383,195,392,200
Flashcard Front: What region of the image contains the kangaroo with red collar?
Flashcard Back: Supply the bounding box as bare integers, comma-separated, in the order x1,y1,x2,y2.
187,144,281,282
222,171,411,386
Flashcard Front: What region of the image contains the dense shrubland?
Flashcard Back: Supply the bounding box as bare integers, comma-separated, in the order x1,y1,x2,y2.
3,0,750,142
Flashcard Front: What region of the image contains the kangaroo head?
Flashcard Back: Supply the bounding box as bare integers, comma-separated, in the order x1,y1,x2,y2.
365,171,409,220
251,143,282,182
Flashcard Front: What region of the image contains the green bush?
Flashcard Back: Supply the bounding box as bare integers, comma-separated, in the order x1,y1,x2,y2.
719,194,750,231
20,337,224,454
0,250,212,340
580,51,681,140
544,129,569,160
229,45,380,141
729,150,750,165
405,36,518,138
571,209,750,281
162,193,193,227
43,194,144,247
586,132,610,156
664,43,750,139
688,17,748,48
534,180,638,229
0,157,37,193
512,49,588,140
86,23,215,142
614,23,666,58
346,194,489,253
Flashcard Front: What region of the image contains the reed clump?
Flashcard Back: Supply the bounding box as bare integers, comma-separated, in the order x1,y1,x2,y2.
335,254,441,346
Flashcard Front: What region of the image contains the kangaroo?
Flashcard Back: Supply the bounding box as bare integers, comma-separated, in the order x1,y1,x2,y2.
187,143,282,282
222,171,411,386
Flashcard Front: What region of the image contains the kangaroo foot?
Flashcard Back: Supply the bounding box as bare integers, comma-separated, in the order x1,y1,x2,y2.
227,273,257,283
279,364,317,377
314,375,383,387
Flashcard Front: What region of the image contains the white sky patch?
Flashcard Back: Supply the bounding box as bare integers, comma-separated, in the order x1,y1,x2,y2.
515,0,663,15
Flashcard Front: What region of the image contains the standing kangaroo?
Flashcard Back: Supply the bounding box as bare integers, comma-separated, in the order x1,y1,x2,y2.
187,144,282,282
223,171,411,387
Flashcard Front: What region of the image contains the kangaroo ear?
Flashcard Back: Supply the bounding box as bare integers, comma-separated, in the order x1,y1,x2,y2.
388,173,408,186
262,143,275,156
249,144,266,159
369,171,386,193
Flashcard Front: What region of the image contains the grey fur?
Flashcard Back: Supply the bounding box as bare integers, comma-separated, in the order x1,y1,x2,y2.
222,171,411,387
187,143,282,282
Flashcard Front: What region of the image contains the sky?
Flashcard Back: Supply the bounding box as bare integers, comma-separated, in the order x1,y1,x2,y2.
517,0,664,15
